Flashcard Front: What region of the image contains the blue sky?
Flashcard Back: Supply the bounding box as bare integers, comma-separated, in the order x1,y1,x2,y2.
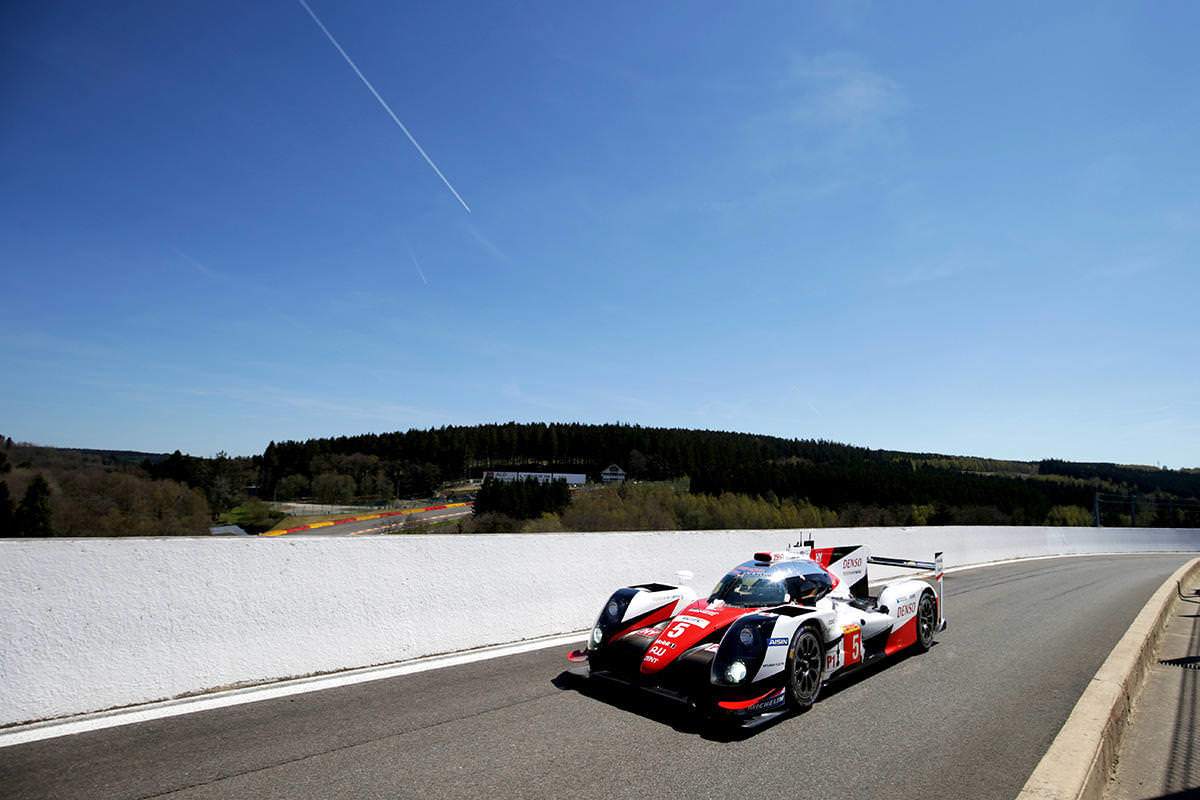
2,1,1197,467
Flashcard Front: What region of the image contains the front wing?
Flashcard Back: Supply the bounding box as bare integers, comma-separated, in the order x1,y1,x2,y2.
577,620,803,724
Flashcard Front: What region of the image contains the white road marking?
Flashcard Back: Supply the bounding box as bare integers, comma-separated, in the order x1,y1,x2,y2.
0,632,586,748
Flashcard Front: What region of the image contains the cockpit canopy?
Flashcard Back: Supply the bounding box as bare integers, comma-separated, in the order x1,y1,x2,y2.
708,559,835,608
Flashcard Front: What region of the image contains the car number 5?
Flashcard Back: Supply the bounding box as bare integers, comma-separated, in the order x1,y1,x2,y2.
843,625,862,665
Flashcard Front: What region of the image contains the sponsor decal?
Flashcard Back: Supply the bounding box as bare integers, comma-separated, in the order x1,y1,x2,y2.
768,637,788,647
809,548,835,567
843,556,863,569
897,601,917,617
644,655,659,664
694,608,720,616
749,693,787,713
634,628,657,637
648,645,668,658
704,643,720,653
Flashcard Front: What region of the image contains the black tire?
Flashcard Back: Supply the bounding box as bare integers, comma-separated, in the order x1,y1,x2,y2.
786,625,824,710
915,590,938,651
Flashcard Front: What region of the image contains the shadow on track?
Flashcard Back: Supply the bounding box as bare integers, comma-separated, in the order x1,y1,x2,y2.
551,641,938,743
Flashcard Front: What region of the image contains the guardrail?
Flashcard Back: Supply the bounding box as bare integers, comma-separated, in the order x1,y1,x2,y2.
2,525,1198,727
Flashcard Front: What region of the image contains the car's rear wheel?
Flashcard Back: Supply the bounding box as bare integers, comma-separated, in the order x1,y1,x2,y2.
786,626,824,710
916,590,938,651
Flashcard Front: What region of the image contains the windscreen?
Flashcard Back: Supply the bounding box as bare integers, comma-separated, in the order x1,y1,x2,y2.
708,570,787,607
708,562,833,608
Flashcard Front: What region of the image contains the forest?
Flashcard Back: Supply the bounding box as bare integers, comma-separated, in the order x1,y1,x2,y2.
2,423,1198,536
0,440,211,537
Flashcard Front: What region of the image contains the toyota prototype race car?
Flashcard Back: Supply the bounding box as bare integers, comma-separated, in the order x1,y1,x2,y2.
567,541,945,725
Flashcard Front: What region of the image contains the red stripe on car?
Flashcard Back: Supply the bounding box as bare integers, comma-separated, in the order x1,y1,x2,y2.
884,614,917,655
716,688,784,711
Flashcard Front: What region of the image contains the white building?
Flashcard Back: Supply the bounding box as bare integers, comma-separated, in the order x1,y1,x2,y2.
482,471,587,486
600,464,626,483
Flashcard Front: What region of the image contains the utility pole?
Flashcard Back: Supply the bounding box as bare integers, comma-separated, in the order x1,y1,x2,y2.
1094,492,1102,527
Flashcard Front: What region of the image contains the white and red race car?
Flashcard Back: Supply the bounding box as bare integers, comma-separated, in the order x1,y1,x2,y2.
568,541,945,724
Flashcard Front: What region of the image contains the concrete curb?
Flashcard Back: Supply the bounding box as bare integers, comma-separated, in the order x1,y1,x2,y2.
1016,556,1200,800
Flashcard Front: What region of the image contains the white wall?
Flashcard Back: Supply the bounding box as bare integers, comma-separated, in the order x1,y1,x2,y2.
2,526,1198,726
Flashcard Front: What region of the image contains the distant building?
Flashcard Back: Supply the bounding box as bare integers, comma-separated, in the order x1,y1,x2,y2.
600,464,626,483
483,471,587,486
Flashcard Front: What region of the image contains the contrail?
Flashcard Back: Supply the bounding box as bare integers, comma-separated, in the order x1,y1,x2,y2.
407,243,429,285
297,0,471,213
172,248,218,279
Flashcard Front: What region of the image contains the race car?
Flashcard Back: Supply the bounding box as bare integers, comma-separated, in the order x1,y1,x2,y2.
567,540,945,724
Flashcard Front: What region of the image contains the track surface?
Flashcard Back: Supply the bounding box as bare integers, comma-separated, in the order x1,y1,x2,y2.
278,505,473,536
0,554,1190,800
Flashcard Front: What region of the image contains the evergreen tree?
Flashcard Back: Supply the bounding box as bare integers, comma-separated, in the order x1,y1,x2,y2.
474,476,570,519
0,482,14,537
16,474,52,537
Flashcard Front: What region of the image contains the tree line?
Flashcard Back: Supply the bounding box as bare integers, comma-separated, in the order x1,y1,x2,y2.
6,423,1199,536
0,439,211,537
253,423,899,500
259,423,1200,528
688,458,1097,526
1039,459,1200,498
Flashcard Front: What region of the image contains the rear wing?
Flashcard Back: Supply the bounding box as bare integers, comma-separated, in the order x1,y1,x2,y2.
804,540,945,630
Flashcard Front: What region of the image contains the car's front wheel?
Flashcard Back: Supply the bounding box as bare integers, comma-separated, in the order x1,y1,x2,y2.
786,625,824,710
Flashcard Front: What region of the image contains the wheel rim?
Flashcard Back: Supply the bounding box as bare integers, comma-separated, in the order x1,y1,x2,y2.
918,595,936,643
794,632,821,698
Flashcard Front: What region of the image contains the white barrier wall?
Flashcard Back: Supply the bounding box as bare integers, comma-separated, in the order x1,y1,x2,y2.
2,526,1198,726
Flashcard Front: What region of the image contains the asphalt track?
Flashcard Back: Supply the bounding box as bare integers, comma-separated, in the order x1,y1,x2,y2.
0,554,1191,800
280,505,473,536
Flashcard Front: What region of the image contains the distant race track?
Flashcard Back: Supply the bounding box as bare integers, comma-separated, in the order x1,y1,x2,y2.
262,502,473,535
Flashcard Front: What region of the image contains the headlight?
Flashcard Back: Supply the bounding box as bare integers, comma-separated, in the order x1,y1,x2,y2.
712,614,775,686
591,588,639,649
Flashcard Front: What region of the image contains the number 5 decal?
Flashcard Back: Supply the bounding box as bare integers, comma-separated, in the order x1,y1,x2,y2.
843,625,862,665
666,615,709,639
